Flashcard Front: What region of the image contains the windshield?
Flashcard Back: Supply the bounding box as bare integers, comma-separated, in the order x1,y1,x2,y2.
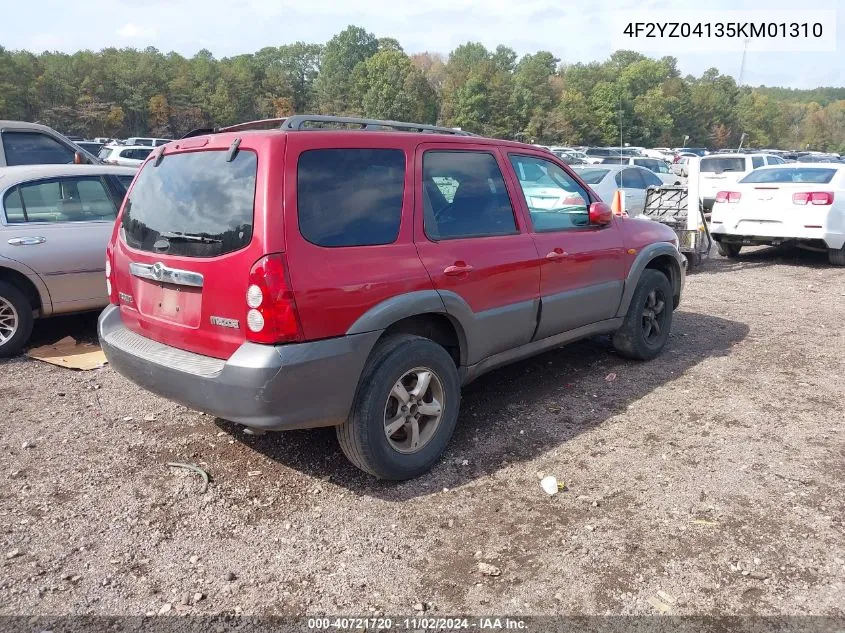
574,169,609,184
740,167,837,184
121,149,257,257
701,157,746,173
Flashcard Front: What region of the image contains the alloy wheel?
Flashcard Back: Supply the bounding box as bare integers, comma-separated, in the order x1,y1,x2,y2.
383,367,445,454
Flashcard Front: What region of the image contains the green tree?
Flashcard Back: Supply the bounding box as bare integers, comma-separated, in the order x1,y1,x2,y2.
313,25,378,114
350,50,437,122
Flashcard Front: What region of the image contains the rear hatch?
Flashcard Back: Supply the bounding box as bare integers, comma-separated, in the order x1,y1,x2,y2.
699,157,747,198
110,134,280,359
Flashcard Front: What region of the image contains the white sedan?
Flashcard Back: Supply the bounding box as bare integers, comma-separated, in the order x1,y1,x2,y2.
710,164,845,265
571,164,663,216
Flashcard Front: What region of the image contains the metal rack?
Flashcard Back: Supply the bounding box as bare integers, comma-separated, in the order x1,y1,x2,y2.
182,115,476,139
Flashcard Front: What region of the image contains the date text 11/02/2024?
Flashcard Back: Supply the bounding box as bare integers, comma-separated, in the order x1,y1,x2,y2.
307,617,529,630
622,22,823,38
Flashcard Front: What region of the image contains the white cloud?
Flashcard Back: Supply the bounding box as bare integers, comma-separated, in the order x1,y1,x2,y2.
117,23,156,39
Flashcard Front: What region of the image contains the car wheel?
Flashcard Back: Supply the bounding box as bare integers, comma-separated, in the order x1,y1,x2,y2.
612,269,673,361
829,246,845,267
717,242,742,258
0,281,34,358
336,334,460,480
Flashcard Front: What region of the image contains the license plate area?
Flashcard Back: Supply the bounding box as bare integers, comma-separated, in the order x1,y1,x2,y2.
134,279,202,327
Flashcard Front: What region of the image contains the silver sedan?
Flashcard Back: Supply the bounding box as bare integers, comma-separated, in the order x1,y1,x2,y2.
571,164,664,216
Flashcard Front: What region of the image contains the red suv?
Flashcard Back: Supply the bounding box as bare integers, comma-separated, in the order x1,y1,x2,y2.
99,115,686,480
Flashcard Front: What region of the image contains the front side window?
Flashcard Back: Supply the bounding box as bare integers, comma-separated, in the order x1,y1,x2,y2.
752,156,764,169
297,148,405,247
3,177,116,224
422,151,517,240
2,131,76,166
509,154,590,231
640,169,663,187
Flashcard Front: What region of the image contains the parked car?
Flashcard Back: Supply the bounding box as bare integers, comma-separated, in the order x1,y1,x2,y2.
599,157,683,185
571,164,664,216
126,137,172,147
674,147,708,157
710,164,845,265
698,153,786,212
553,150,589,165
584,147,643,164
98,145,154,167
75,141,104,155
97,114,685,480
0,121,99,167
0,164,137,356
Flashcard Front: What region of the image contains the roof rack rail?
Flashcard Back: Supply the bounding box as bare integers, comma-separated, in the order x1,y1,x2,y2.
280,115,478,136
180,118,289,139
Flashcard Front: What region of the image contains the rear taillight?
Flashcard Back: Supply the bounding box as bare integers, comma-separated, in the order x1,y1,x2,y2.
245,254,302,344
105,247,118,304
793,192,834,206
716,191,741,203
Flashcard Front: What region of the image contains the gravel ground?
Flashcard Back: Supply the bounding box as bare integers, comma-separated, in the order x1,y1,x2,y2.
1,246,843,619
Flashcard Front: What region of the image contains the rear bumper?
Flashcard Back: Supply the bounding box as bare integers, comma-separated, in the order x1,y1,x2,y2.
710,224,845,250
98,304,380,430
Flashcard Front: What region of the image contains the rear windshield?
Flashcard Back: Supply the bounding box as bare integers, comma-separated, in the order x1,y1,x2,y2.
701,157,746,173
574,169,609,184
740,167,837,184
121,149,257,257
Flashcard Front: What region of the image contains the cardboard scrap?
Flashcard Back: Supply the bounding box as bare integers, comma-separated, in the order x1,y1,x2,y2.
27,336,107,371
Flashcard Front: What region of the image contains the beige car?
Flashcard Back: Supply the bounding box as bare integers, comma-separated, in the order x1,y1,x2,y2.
0,164,136,356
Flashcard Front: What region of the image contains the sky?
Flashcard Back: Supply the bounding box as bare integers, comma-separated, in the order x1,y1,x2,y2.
5,0,844,89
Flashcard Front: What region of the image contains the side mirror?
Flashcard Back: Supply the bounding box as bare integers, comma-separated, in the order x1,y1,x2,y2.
589,201,612,225
73,151,86,165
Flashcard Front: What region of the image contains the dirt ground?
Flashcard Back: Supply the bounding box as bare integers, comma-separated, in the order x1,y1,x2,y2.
1,246,843,619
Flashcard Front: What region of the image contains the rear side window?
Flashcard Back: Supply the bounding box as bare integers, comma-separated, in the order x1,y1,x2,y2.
2,131,76,166
701,157,746,173
422,151,517,240
297,148,405,247
752,156,764,169
121,150,257,257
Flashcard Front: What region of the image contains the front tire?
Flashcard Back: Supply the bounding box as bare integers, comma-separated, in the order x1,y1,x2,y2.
613,269,673,361
337,334,460,480
0,282,34,358
829,246,845,266
717,242,742,258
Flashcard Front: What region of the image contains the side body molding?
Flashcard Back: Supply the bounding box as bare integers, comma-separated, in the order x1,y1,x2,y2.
615,243,683,317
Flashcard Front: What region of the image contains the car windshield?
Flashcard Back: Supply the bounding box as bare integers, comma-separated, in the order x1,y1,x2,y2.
740,167,837,184
701,157,746,173
574,169,609,184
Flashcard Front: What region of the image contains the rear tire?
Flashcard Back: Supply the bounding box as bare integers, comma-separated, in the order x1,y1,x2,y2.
337,334,460,480
829,246,845,266
613,269,673,361
717,242,742,258
0,282,34,358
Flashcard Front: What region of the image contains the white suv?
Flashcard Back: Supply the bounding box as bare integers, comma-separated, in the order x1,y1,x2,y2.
98,145,154,167
699,153,785,212
710,164,845,265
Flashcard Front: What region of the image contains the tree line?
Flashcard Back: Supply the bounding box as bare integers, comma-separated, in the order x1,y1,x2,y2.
1,25,843,152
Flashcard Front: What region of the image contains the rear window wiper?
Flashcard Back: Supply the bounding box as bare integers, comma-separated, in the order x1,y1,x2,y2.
158,231,223,244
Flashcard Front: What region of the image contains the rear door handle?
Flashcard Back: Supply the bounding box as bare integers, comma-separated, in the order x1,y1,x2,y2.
443,262,474,276
7,237,47,246
545,248,568,260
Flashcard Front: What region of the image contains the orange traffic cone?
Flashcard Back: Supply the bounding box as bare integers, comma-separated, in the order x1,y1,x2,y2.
611,190,628,216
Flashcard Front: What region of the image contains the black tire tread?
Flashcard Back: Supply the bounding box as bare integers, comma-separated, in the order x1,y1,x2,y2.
828,246,845,266
336,334,460,480
0,281,34,358
717,242,742,258
612,269,673,361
